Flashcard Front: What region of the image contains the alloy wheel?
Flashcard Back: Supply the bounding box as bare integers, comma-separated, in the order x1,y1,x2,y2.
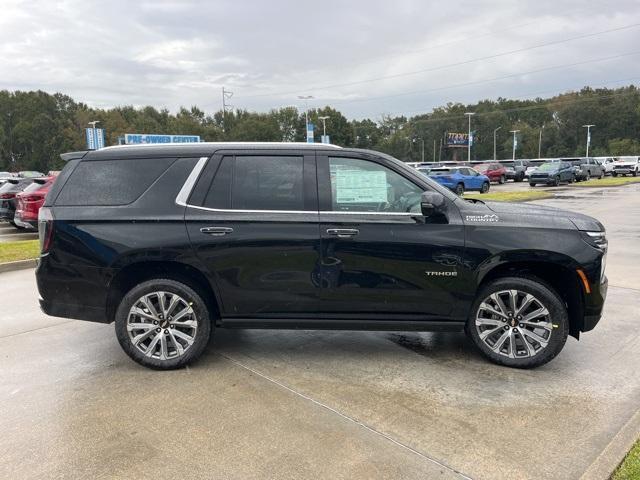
475,289,553,359
127,291,198,360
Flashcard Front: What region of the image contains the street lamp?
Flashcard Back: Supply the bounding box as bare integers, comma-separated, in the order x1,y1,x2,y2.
413,137,425,163
538,125,545,159
297,95,314,139
510,130,520,161
582,124,595,157
318,115,330,143
465,112,475,162
493,126,502,161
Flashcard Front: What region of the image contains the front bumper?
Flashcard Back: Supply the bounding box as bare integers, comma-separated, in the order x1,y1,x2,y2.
529,176,554,184
581,274,607,332
613,168,634,174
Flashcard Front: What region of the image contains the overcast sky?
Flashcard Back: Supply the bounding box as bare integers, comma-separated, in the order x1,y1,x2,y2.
1,0,639,119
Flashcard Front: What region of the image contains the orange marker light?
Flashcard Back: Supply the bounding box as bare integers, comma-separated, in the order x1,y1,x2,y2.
577,269,591,294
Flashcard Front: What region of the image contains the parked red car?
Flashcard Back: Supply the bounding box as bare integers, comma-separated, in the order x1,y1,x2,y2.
14,176,56,229
473,162,507,184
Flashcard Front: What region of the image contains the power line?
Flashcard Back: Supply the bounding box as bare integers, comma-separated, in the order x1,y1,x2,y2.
275,2,609,77
394,88,640,125
323,51,640,107
241,22,640,99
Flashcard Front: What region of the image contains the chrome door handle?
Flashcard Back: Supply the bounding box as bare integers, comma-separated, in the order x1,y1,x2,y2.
200,226,233,236
326,228,359,238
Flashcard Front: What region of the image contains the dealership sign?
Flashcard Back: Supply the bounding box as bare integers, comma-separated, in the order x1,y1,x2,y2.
124,134,201,144
85,128,105,150
445,132,470,147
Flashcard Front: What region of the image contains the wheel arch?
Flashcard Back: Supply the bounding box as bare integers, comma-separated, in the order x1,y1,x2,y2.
477,259,584,339
106,261,221,324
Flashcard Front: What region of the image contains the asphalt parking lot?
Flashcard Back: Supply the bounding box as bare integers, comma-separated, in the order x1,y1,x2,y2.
0,221,37,243
1,183,639,480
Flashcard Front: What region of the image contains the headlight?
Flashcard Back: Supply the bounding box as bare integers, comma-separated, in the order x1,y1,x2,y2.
585,231,608,250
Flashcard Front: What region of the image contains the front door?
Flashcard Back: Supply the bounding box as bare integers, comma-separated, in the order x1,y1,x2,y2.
316,153,465,319
185,150,322,317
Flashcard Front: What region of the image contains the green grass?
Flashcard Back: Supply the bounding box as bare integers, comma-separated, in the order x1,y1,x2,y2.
0,240,40,264
573,176,640,187
612,439,640,480
463,190,554,202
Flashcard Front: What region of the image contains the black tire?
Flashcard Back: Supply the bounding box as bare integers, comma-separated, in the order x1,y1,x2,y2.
515,174,524,183
633,170,638,177
585,171,590,181
553,176,560,187
499,175,506,184
599,170,604,179
529,183,536,187
480,181,490,193
612,172,618,177
466,276,569,368
569,175,575,184
455,183,465,196
115,278,212,370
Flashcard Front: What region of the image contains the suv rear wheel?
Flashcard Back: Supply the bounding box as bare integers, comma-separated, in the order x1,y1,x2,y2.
115,278,211,369
466,276,569,368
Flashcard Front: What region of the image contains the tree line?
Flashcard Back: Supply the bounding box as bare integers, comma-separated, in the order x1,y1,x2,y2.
1,85,639,173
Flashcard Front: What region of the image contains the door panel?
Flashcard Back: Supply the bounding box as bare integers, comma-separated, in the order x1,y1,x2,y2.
317,154,465,318
185,151,322,316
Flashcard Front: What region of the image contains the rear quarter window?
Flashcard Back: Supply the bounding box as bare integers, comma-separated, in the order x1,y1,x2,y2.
55,158,175,206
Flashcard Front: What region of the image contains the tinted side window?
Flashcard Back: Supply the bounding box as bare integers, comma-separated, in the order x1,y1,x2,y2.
202,156,232,209
55,158,175,206
232,156,305,211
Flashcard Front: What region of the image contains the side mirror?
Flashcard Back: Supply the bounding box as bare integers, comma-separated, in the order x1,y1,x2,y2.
421,191,445,217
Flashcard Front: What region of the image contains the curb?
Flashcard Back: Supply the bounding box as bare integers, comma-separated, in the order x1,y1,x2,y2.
0,258,37,274
580,409,640,480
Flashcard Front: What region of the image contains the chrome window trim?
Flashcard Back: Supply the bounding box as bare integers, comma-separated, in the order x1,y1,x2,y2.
175,156,209,206
176,156,416,217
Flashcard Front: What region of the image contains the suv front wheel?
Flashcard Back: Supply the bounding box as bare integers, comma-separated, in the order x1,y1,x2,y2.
466,276,569,368
115,278,212,369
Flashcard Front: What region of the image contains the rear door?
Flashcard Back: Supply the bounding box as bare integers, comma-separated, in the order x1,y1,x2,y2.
185,149,322,317
316,152,465,318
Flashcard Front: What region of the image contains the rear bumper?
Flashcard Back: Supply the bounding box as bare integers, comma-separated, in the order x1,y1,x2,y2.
39,298,109,323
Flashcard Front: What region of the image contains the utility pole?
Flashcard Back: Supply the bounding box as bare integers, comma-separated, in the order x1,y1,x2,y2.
493,126,502,161
582,124,595,157
433,139,437,162
510,130,520,161
413,137,424,162
221,87,233,133
538,125,545,159
465,112,475,162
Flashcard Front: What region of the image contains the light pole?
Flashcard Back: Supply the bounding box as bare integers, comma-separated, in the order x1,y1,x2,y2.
413,137,425,163
465,112,475,162
297,95,314,137
582,124,595,157
510,130,520,161
88,120,100,149
493,126,502,161
433,139,437,162
538,125,545,159
318,115,329,143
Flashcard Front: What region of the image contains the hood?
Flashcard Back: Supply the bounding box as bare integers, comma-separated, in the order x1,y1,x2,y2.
459,200,604,232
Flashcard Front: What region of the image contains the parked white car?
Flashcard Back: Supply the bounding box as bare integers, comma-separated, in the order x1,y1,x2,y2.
612,156,640,177
595,157,616,175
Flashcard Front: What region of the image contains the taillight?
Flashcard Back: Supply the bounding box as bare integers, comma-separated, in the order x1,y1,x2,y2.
23,195,44,202
38,207,54,254
0,192,15,199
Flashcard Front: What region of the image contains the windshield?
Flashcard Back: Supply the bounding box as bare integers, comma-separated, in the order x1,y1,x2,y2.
537,163,559,172
474,164,489,172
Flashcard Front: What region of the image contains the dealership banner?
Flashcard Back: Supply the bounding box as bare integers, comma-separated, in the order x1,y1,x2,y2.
445,132,470,147
124,134,201,144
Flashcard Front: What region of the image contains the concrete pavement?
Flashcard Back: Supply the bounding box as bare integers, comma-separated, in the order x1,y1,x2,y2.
1,184,639,479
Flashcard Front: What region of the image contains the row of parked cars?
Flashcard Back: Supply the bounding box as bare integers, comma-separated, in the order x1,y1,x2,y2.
407,156,640,194
0,171,57,230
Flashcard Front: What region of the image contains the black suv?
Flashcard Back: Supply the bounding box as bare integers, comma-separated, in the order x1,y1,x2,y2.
36,143,608,369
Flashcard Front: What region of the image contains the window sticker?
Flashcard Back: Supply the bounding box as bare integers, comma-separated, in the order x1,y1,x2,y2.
335,169,387,203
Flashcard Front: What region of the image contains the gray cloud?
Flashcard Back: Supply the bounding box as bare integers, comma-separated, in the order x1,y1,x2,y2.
1,0,639,118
